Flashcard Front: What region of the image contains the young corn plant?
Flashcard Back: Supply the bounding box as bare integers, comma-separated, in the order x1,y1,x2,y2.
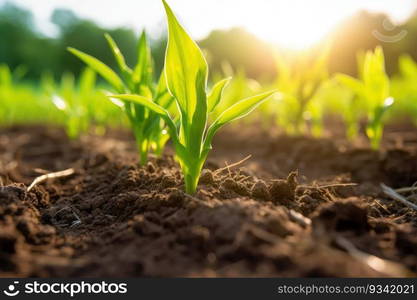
113,0,276,194
68,31,174,164
336,46,393,149
44,68,106,139
273,46,330,135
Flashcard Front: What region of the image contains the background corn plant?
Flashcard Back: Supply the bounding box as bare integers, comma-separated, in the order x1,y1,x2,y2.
69,31,174,164
337,46,393,149
273,46,330,135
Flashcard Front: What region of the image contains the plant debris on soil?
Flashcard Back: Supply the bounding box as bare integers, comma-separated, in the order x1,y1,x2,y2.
1,124,417,277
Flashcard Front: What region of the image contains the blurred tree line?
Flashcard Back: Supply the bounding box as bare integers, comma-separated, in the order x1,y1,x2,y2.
0,3,166,80
1,2,416,81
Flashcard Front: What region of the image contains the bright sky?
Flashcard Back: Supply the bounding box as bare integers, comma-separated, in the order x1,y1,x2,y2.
3,0,417,49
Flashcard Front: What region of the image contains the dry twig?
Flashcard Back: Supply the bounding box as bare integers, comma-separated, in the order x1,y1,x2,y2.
299,182,357,189
381,183,417,211
27,168,75,192
213,155,252,175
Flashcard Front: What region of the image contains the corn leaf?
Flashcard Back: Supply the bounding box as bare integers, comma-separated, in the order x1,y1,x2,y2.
133,31,153,86
79,68,96,96
207,77,230,112
104,34,132,75
67,47,125,93
213,90,276,127
112,93,182,149
111,94,167,116
155,71,175,109
203,90,275,153
162,0,208,120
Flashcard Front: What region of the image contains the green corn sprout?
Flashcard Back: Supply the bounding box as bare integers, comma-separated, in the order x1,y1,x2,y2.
336,46,393,149
274,46,330,135
112,0,275,194
45,70,94,138
68,31,174,164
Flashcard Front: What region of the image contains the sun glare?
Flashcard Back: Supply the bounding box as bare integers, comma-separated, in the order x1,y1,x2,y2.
229,0,415,49
239,1,356,49
8,0,417,50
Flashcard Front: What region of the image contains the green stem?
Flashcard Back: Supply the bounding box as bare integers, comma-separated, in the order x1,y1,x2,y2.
182,157,205,194
133,125,149,165
184,173,199,194
139,141,149,165
367,123,383,150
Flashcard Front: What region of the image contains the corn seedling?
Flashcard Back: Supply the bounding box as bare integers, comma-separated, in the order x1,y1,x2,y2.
68,31,174,164
273,46,330,135
336,46,393,149
42,70,93,138
113,0,276,194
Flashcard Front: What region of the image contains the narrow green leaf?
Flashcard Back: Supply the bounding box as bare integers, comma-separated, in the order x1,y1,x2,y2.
188,68,208,155
112,93,182,152
111,94,167,116
203,90,276,151
162,0,208,119
79,68,96,96
213,90,276,126
207,77,231,112
104,33,132,75
155,71,174,109
133,31,153,86
67,47,125,93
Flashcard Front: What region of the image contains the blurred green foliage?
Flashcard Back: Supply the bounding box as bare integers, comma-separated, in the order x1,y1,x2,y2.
1,1,417,152
2,2,417,81
336,47,393,149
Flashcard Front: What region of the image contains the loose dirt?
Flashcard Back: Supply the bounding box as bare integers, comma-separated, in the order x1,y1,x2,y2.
1,124,416,277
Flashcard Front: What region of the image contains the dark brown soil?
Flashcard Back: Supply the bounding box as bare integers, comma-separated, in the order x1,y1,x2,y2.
1,124,417,277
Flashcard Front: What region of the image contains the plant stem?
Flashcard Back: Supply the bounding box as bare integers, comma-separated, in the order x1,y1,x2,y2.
182,157,205,194
139,139,149,165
